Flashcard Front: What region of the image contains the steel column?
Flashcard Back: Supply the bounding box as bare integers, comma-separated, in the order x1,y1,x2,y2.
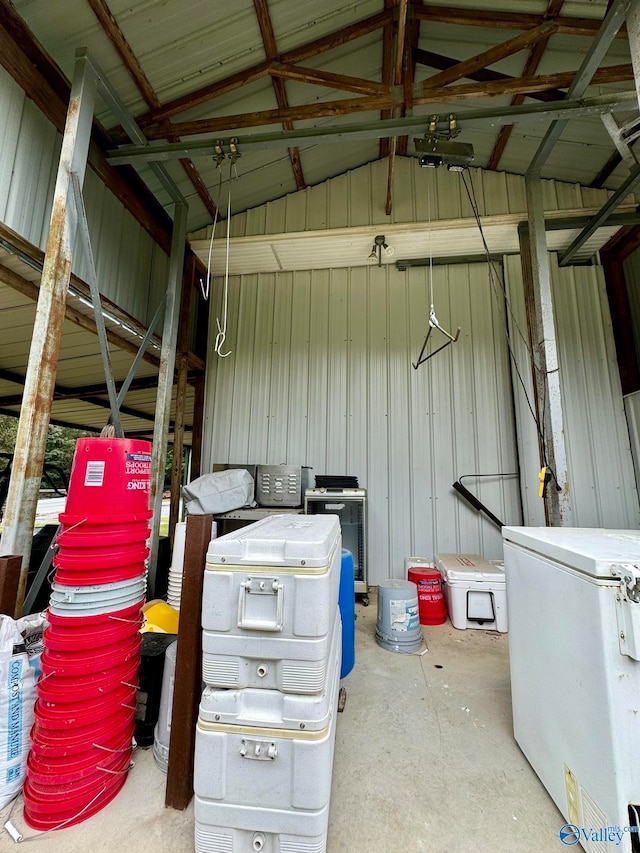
522,174,572,525
628,1,640,113
0,51,98,613
148,200,188,595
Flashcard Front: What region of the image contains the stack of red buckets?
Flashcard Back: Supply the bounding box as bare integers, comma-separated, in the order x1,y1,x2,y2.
23,437,153,830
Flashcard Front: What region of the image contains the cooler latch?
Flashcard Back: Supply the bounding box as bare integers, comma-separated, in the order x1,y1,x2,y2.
240,738,278,760
237,576,284,632
612,564,640,661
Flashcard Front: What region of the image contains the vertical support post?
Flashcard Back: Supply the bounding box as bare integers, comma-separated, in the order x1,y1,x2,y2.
0,556,22,617
190,372,206,483
169,259,195,547
148,201,188,595
165,513,212,810
626,1,640,113
0,50,97,612
521,173,572,525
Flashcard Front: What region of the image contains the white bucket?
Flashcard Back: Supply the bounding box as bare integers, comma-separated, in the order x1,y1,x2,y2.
375,579,422,653
153,640,177,773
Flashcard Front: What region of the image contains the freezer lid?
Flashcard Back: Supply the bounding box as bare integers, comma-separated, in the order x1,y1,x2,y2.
502,527,640,578
206,513,340,567
435,553,505,583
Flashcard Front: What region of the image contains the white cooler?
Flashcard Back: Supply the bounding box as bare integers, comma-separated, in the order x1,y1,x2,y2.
202,514,341,694
435,553,507,632
194,610,341,853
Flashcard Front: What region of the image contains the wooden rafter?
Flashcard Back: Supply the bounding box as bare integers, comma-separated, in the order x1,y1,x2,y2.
379,0,396,159
139,9,393,128
268,63,391,96
397,3,422,157
414,65,634,105
86,0,219,220
253,0,305,191
386,0,408,216
143,95,397,140
421,21,558,92
413,48,566,102
413,5,625,38
488,0,565,171
591,150,623,188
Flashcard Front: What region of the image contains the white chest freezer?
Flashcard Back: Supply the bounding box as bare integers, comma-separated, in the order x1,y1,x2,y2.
194,610,341,853
503,526,640,853
202,514,341,694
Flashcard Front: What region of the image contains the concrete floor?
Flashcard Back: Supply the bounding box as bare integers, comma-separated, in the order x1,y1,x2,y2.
1,593,566,852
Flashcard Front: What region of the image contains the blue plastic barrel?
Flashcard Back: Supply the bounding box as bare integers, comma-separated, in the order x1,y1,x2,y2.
339,549,356,678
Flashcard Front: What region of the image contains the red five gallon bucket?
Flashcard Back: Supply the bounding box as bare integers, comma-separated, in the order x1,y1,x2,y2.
408,565,447,625
63,437,152,520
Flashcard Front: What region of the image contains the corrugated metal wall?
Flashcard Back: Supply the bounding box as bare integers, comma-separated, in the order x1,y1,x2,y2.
203,261,523,584
0,65,168,327
203,161,640,584
505,254,639,529
194,157,616,241
623,250,640,365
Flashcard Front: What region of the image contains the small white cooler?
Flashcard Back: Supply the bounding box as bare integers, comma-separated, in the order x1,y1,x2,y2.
202,514,341,694
435,553,507,632
194,610,341,853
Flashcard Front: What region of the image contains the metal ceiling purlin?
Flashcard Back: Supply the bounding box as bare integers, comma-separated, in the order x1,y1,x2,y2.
106,91,638,165
0,49,98,612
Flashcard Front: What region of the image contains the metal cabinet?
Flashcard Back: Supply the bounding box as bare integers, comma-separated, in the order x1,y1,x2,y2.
304,488,368,602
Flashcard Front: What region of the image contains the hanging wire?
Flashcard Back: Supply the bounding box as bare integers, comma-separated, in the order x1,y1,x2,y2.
213,160,234,359
460,169,558,488
200,168,224,301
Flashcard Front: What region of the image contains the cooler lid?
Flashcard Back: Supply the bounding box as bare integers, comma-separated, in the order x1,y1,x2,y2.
502,527,640,579
206,513,340,568
435,553,505,583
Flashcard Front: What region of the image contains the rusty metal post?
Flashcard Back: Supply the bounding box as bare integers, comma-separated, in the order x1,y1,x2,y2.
148,200,188,594
0,50,98,612
521,173,572,526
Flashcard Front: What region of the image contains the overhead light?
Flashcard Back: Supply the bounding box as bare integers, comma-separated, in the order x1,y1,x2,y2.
368,235,393,267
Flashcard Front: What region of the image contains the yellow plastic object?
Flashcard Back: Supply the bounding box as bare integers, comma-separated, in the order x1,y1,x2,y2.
141,600,179,634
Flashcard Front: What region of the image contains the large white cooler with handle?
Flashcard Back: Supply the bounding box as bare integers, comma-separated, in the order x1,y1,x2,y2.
435,552,508,632
202,514,341,694
194,610,341,853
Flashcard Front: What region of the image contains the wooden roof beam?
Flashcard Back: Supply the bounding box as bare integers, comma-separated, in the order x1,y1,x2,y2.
488,0,565,170
86,0,219,221
397,2,422,157
253,0,305,191
139,9,394,127
379,0,396,159
142,95,398,140
386,0,408,215
413,47,566,101
414,5,624,38
414,64,634,105
421,21,558,92
268,63,391,97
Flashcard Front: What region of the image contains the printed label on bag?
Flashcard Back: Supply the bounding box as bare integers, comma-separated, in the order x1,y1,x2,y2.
7,659,22,761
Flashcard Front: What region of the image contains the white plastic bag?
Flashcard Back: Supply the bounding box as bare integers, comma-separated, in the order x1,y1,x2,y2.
0,615,37,809
182,469,256,514
16,612,48,681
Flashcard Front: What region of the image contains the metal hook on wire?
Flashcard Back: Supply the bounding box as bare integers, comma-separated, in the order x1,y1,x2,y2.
214,158,236,359
412,308,461,369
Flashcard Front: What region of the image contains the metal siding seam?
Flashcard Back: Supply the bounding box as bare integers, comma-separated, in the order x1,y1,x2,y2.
306,269,330,475
325,268,348,474
247,273,276,464
267,272,293,461
346,267,369,496
227,275,256,464
287,270,312,465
